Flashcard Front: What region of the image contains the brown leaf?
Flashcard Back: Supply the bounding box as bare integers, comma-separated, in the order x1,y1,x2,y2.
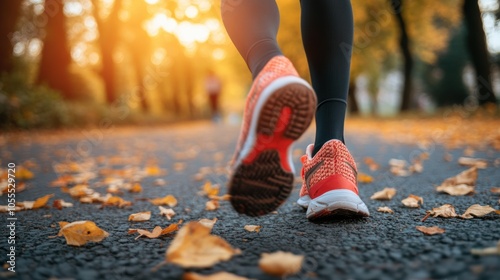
159,206,176,220
363,157,379,171
183,272,249,280
423,204,458,221
401,194,423,208
53,199,73,210
200,181,220,197
17,194,54,210
416,226,445,235
436,184,475,196
129,222,181,240
205,200,219,211
103,196,132,208
161,222,181,235
358,173,374,184
490,187,500,194
458,157,488,169
208,194,231,201
198,218,217,230
259,251,304,277
409,161,423,173
377,206,394,214
370,188,396,200
244,225,262,232
150,195,178,207
128,211,151,222
129,183,143,193
440,167,477,186
470,240,500,256
57,221,109,246
166,222,240,268
460,204,500,219
67,184,94,198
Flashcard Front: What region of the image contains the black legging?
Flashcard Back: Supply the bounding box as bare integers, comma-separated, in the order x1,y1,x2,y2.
221,0,353,156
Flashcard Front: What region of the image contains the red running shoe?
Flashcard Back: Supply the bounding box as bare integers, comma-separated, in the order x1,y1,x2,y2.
228,56,317,216
297,140,370,220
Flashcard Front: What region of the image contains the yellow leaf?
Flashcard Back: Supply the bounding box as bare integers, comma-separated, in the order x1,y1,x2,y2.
401,194,423,208
67,184,93,198
150,195,178,207
17,166,34,180
458,157,488,169
201,181,220,197
460,204,500,219
358,173,373,184
377,206,394,214
208,194,231,201
244,225,262,232
159,206,176,220
363,157,380,171
440,167,477,186
129,183,142,193
198,218,217,230
259,251,304,277
57,221,109,246
17,194,54,210
128,211,151,222
145,165,163,176
205,200,219,211
436,184,474,196
423,204,458,221
370,188,396,200
416,226,445,235
103,196,132,208
53,199,73,210
183,272,249,280
166,222,240,268
161,223,180,235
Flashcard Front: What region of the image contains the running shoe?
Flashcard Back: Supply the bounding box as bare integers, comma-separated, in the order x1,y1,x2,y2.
228,56,317,216
297,139,370,220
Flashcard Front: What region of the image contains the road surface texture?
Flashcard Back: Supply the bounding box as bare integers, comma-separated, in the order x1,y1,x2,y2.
1,121,499,280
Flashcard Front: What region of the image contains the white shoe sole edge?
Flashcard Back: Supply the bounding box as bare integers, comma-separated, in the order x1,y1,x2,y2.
305,189,370,219
235,75,313,174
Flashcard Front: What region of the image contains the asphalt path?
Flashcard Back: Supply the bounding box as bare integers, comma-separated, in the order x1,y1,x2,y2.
1,122,499,280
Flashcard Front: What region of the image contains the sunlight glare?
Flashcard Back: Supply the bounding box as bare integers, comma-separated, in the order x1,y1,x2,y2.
145,0,160,4
185,5,199,19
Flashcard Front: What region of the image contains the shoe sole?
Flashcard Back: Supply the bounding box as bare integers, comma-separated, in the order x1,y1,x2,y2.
306,190,370,220
229,76,316,216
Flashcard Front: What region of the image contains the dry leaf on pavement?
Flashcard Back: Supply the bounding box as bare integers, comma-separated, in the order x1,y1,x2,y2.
129,182,142,193
198,218,217,230
370,188,396,200
57,220,109,246
208,194,231,201
358,173,373,184
422,204,458,221
440,167,477,186
377,206,394,214
436,184,475,196
205,200,219,211
102,196,132,208
259,251,304,277
150,195,178,207
363,157,379,171
200,181,220,197
53,199,73,210
244,225,262,232
460,204,500,219
470,240,500,256
17,194,54,210
0,205,22,212
159,206,176,220
416,226,445,235
183,272,249,280
490,187,500,194
128,211,151,222
166,222,241,268
458,157,488,169
401,194,423,208
129,222,181,240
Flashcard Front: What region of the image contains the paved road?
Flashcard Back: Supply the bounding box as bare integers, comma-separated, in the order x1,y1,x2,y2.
1,122,499,280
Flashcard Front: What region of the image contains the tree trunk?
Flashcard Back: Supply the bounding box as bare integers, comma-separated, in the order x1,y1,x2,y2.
348,80,359,114
463,0,497,105
390,0,413,112
92,0,122,104
0,1,22,74
37,0,75,99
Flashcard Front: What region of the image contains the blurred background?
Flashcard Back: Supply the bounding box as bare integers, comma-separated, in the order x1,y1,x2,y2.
0,0,499,130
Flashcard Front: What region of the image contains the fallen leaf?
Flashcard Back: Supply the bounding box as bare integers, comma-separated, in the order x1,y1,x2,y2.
490,187,500,194
389,159,407,168
259,251,304,277
150,195,178,207
67,184,94,198
17,166,34,180
458,157,488,169
166,222,241,268
390,166,411,177
470,240,500,256
401,194,423,208
174,162,186,172
358,173,373,184
128,211,151,222
198,218,217,230
130,226,163,239
161,222,181,235
154,179,166,186
0,205,22,212
363,157,380,171
460,204,500,219
57,221,109,246
422,204,458,221
244,225,262,232
416,226,445,235
129,183,142,193
440,167,477,186
377,206,394,214
205,200,219,211
464,146,475,156
183,272,248,280
159,206,176,220
53,199,73,210
436,184,475,196
17,194,54,210
103,196,132,208
409,161,423,173
145,165,164,176
200,181,219,197
370,188,396,200
208,194,231,201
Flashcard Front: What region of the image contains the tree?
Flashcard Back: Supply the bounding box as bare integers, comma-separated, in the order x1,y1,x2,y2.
462,0,497,105
92,0,123,104
37,0,75,99
0,1,22,74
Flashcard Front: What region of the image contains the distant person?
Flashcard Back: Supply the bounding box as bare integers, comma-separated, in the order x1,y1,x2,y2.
222,0,370,220
204,70,222,122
